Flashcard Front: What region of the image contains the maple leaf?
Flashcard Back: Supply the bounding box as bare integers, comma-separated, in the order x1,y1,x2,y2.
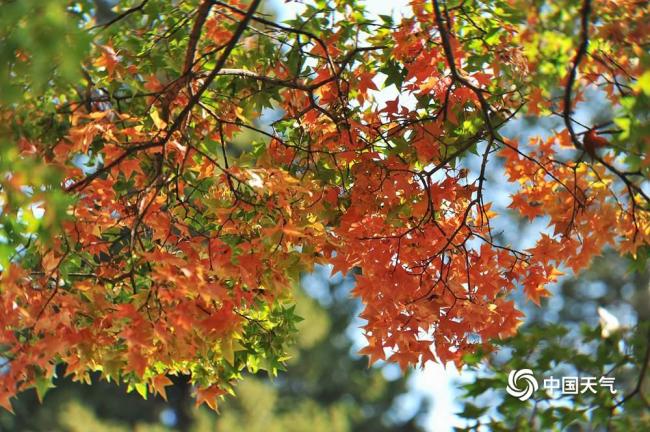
127,349,148,377
195,386,226,411
94,44,120,77
527,87,545,116
119,158,141,179
359,338,387,366
357,70,378,96
206,18,233,45
150,375,174,401
0,393,14,414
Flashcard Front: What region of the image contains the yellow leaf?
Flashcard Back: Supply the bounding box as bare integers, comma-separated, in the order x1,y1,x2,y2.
150,110,167,129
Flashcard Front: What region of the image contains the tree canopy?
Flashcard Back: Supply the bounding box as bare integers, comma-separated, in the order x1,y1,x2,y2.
2,270,427,431
1,0,649,413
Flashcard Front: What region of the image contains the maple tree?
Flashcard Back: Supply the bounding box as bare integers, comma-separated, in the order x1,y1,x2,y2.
1,0,650,412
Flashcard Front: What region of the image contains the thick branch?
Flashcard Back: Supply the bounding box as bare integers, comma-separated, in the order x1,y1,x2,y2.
164,0,262,136
67,0,262,193
560,0,650,208
563,0,592,147
431,0,495,138
183,1,213,75
64,142,162,192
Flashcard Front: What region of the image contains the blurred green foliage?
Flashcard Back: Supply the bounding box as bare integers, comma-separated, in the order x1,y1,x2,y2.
0,0,91,103
456,322,649,431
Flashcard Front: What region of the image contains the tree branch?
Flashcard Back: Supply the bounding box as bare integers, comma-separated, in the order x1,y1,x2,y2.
183,0,214,75
91,0,150,30
562,0,592,148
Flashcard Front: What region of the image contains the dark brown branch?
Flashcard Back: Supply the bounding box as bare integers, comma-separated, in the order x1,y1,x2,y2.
432,0,496,138
91,0,150,30
211,0,333,59
67,0,261,194
562,0,592,147
163,0,262,136
64,141,162,192
613,327,650,408
215,68,312,91
183,1,214,75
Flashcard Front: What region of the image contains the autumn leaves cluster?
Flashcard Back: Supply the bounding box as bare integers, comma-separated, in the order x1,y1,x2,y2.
1,0,649,410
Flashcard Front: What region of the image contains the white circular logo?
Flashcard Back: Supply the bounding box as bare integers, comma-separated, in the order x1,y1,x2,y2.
506,369,539,401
